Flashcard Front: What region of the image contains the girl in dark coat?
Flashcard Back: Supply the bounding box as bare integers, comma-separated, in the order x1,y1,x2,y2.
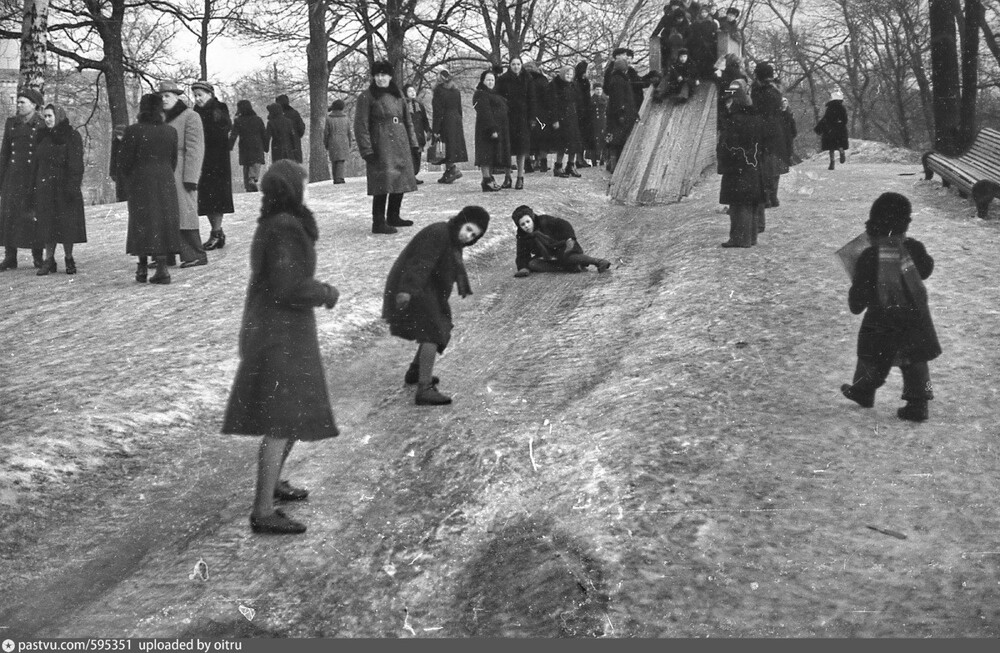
473,69,512,192
431,68,469,184
841,192,940,422
524,60,552,172
496,56,536,187
265,102,297,164
780,96,799,165
816,88,849,170
750,62,789,209
118,93,182,285
403,85,431,183
229,99,267,192
33,104,86,276
0,88,45,271
605,59,639,173
511,205,610,276
355,60,420,235
574,61,595,169
191,81,234,250
382,206,490,406
547,65,584,178
717,79,765,247
222,160,340,535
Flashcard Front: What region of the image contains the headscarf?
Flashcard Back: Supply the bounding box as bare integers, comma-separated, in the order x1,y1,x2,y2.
259,159,318,241
447,206,490,296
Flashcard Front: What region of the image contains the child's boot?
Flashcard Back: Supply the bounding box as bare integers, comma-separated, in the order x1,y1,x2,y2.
897,400,928,422
841,384,874,408
416,383,452,406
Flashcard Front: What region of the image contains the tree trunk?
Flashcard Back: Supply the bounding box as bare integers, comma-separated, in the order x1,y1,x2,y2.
930,0,961,154
200,0,211,80
19,0,49,94
959,0,982,150
306,0,330,182
385,0,406,78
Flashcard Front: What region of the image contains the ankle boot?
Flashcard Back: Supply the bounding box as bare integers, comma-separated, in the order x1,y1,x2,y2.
64,257,76,275
387,214,414,227
538,158,550,172
416,383,452,405
553,163,568,178
149,258,171,284
514,176,524,190
524,159,535,173
500,174,512,189
36,257,56,276
566,164,582,178
135,261,148,283
897,400,928,422
481,176,502,192
203,229,225,250
372,216,397,234
841,384,874,408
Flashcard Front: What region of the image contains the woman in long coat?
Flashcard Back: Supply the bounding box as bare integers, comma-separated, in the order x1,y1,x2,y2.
229,99,267,192
604,59,638,173
816,88,849,170
382,206,490,406
750,63,789,209
354,59,419,235
222,160,340,535
496,56,536,188
192,81,234,251
160,80,207,268
524,60,552,172
473,69,511,192
0,88,45,271
402,85,430,183
431,68,468,184
266,102,297,163
33,104,86,276
547,65,584,178
573,61,594,169
118,93,181,285
717,79,765,248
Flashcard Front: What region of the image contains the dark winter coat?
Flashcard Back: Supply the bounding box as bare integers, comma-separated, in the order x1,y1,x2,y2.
354,83,419,196
431,82,468,164
602,63,648,113
816,99,849,151
266,103,298,163
282,103,306,163
0,112,45,248
323,109,353,160
194,97,234,216
382,216,474,353
689,16,719,78
117,119,182,256
513,212,586,271
32,120,87,246
547,76,583,154
528,70,553,151
574,70,594,151
751,81,789,177
717,107,765,205
496,69,536,155
849,237,941,364
781,107,798,165
405,98,431,149
605,68,639,149
473,84,512,168
229,104,267,167
163,101,204,230
590,93,608,150
222,204,339,441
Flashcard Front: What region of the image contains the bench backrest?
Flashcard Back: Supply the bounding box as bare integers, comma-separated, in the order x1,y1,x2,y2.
956,128,1000,177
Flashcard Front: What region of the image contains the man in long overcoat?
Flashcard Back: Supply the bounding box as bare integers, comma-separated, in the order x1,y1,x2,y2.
276,94,306,163
160,80,207,267
0,88,46,271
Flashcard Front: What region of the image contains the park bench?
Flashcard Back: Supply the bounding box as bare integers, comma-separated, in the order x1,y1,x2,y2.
922,127,1000,218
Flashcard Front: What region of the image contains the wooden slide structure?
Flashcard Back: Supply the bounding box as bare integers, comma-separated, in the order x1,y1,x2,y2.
608,33,741,206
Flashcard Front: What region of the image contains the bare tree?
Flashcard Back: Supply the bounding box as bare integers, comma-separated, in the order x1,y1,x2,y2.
19,0,48,93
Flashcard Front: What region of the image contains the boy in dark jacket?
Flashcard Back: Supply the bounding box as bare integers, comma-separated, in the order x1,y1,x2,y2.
841,192,940,422
511,205,611,276
654,48,699,103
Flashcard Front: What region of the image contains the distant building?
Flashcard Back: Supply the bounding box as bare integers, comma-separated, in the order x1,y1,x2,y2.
0,40,19,116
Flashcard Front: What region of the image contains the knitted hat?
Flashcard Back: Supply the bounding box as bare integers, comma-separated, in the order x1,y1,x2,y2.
866,192,912,237
17,87,43,108
457,205,490,232
157,80,184,95
372,59,394,77
190,80,214,94
511,205,535,226
755,62,775,82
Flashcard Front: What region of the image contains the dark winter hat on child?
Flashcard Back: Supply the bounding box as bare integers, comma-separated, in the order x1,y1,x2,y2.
372,59,394,77
866,192,912,236
511,204,535,226
457,205,490,232
17,87,43,108
754,62,775,81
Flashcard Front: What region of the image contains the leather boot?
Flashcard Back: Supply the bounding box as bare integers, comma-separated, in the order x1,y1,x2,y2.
149,257,171,284
416,383,452,405
514,176,524,190
481,176,502,192
387,214,414,227
897,400,928,422
500,173,512,189
372,216,397,234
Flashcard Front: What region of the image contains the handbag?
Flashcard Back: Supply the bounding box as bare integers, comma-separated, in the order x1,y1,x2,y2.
427,136,446,165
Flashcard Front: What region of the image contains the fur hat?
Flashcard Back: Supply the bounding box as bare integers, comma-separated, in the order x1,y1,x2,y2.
755,62,775,82
158,80,184,96
612,47,630,58
726,6,740,16
17,87,43,109
190,80,214,95
261,159,308,212
511,204,535,226
372,59,394,77
866,192,912,237
456,205,490,233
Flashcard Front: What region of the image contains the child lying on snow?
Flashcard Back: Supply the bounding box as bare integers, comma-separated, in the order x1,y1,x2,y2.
511,205,611,277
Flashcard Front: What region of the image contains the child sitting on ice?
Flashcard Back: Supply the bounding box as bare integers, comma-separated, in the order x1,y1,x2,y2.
511,205,611,276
